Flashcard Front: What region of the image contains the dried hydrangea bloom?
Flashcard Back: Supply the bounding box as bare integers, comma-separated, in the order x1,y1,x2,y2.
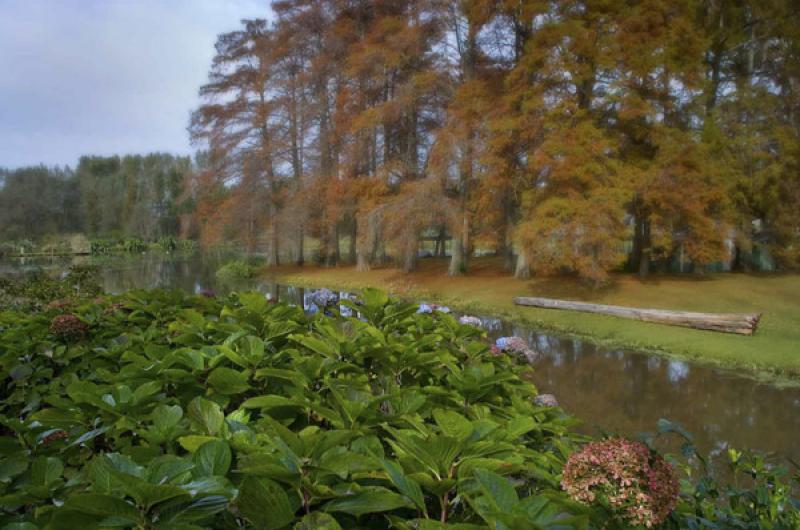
562,438,679,527
103,302,126,315
49,314,89,342
459,315,483,327
45,298,74,312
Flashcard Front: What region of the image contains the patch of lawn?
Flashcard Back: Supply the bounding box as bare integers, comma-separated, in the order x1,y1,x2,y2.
268,257,800,384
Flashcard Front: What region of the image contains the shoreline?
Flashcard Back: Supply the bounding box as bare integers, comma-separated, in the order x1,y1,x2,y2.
265,258,800,387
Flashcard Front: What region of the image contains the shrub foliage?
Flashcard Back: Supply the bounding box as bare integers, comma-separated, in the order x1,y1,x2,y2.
0,286,798,529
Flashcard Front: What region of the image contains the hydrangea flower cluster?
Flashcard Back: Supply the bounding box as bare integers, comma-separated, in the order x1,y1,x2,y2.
309,288,338,308
45,298,74,312
561,438,679,528
493,336,538,363
533,393,559,407
49,314,89,342
417,303,450,314
458,315,482,327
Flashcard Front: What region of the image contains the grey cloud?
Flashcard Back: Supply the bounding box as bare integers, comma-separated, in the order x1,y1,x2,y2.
0,0,268,168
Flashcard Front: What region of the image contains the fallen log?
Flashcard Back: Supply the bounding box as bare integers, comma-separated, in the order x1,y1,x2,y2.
512,296,761,335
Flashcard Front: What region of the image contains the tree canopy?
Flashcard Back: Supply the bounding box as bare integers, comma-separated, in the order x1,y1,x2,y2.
195,0,800,280
0,154,191,243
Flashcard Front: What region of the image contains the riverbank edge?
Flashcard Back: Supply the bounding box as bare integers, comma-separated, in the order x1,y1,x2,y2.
266,269,800,388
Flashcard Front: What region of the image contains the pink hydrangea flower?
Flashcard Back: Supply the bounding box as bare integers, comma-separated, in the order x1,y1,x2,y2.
561,438,679,527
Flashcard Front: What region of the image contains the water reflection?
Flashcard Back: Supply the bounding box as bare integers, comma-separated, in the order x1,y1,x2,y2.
2,252,799,465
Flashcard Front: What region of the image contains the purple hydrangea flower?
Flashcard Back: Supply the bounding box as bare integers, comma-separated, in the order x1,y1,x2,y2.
309,288,338,308
495,336,539,363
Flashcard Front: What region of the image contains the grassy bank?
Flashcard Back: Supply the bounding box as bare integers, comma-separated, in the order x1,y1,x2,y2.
268,257,800,384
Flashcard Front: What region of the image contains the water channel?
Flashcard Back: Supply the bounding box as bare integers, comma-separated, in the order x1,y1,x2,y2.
3,251,798,468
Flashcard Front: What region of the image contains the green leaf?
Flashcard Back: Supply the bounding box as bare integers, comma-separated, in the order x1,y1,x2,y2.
293,513,343,530
241,395,302,410
28,408,84,429
133,380,162,403
379,458,427,514
193,440,231,477
1,524,40,530
433,409,474,441
162,495,229,524
241,335,265,362
178,435,219,452
153,404,183,433
63,493,142,524
324,487,411,517
115,474,190,511
239,292,268,313
291,335,338,357
473,469,518,513
207,367,250,395
30,456,62,487
360,288,389,308
188,397,224,435
237,476,296,530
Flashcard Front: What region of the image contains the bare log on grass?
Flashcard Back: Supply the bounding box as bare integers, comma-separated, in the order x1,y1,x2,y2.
513,297,761,335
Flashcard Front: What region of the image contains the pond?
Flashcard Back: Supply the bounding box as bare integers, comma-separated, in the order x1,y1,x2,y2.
3,252,799,468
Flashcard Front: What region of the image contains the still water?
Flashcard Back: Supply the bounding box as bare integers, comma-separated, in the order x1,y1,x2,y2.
3,252,799,467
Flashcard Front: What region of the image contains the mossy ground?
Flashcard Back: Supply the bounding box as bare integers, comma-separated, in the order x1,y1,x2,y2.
267,257,800,384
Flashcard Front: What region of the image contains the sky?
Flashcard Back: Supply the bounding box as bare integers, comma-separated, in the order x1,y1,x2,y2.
0,0,269,169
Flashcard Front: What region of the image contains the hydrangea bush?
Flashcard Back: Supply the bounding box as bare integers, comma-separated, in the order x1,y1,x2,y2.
561,438,679,527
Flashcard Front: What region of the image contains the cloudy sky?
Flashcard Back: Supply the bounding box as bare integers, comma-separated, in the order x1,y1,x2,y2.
0,0,269,169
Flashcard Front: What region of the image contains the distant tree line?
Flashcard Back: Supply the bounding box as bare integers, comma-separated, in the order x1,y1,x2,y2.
0,154,191,243
189,0,800,281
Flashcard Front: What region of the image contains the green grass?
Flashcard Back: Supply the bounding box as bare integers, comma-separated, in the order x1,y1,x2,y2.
267,257,800,385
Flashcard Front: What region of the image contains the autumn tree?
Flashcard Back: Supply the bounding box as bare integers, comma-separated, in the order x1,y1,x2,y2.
190,19,286,262
188,0,800,278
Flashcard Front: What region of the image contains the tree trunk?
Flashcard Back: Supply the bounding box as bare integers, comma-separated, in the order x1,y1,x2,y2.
436,227,447,257
514,250,530,279
295,224,305,266
449,209,470,276
636,216,651,278
348,220,357,263
326,224,339,266
402,237,417,273
266,222,279,267
357,251,370,272
449,236,465,276
514,297,761,335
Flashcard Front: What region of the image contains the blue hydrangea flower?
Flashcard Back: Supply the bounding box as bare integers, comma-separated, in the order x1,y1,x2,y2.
459,315,482,327
495,337,509,349
309,288,338,307
417,303,433,314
